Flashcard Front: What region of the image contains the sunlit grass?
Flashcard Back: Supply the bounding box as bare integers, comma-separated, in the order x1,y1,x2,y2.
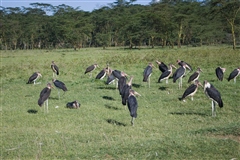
1,46,240,159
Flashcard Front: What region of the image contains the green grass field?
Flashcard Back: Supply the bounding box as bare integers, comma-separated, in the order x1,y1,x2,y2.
1,46,240,159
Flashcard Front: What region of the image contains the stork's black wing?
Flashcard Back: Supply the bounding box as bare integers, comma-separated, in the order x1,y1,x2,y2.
228,69,238,81
127,95,138,118
143,66,152,82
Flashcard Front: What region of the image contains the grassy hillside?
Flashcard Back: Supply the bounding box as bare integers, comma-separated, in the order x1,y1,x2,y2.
1,46,240,159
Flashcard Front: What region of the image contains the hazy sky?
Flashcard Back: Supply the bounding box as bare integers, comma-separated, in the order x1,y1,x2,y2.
1,0,151,12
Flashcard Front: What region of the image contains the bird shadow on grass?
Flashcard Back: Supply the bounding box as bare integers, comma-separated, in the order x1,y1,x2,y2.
102,96,115,101
97,86,117,90
105,104,120,110
49,97,59,100
132,83,141,88
106,119,126,126
169,111,208,116
27,109,38,114
159,86,168,91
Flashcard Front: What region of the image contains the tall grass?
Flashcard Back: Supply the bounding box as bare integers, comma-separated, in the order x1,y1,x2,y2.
1,46,240,159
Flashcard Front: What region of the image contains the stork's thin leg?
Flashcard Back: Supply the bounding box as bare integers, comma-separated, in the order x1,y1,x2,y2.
191,96,193,101
46,99,49,113
115,79,118,89
212,101,216,117
166,79,168,84
180,77,182,89
131,117,135,126
44,101,46,113
58,89,60,100
148,77,150,88
234,77,236,84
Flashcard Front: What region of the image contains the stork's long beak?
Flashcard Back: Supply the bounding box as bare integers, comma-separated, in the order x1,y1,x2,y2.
39,74,42,77
134,91,141,97
198,82,203,88
172,65,177,69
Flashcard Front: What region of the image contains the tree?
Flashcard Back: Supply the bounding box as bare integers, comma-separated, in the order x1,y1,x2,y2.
210,0,240,49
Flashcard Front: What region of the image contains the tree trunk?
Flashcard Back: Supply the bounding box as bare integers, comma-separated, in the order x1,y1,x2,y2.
177,22,182,48
230,23,236,50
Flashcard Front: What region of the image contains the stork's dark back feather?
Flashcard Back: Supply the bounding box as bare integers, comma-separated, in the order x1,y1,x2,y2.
38,87,51,106
27,72,38,84
181,84,197,100
121,84,131,105
118,76,127,95
85,65,96,74
158,70,171,82
143,66,152,82
158,63,168,73
228,69,239,81
53,80,67,91
215,67,224,81
188,72,199,83
127,95,138,118
96,69,106,79
112,70,122,79
106,74,116,84
173,66,185,82
206,87,223,108
51,64,59,75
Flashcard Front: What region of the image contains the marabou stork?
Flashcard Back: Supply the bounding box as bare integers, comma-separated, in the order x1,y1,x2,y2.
26,71,42,84
179,80,203,101
52,79,68,100
215,66,226,81
173,63,187,89
158,64,177,83
38,83,53,113
84,64,99,78
177,59,192,72
51,61,59,78
143,63,154,88
121,76,133,109
156,60,168,73
127,89,141,126
96,68,108,80
203,80,223,117
66,100,81,109
106,69,122,89
228,67,240,83
106,68,116,84
118,72,128,95
188,67,203,83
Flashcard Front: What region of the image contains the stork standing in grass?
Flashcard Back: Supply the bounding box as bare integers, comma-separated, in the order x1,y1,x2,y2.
173,63,187,89
38,83,53,113
179,80,203,102
158,64,177,84
203,80,223,117
121,76,133,109
143,63,154,88
52,79,68,100
156,60,168,73
215,66,226,81
51,61,59,78
127,89,141,126
96,68,108,80
227,67,240,83
188,67,203,83
118,72,128,95
85,64,99,78
26,71,42,84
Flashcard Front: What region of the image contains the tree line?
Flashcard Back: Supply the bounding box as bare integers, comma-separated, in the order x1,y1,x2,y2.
0,0,240,50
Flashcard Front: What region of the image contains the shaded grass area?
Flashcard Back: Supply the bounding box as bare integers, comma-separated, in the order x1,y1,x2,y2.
1,46,240,159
